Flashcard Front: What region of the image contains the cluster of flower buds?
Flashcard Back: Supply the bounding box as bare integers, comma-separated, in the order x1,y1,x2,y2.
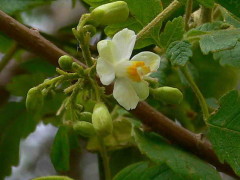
72,102,113,138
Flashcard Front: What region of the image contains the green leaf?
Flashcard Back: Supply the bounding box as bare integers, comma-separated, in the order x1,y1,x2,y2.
6,73,46,97
50,126,70,172
199,29,240,55
20,58,56,75
213,41,240,67
191,47,239,99
82,0,110,7
105,0,163,48
0,32,13,53
159,16,185,48
216,0,240,18
32,176,74,180
196,0,214,8
221,8,240,28
166,41,192,66
110,147,145,177
0,102,38,180
207,90,240,175
0,0,55,15
105,18,154,49
133,128,221,179
114,161,185,180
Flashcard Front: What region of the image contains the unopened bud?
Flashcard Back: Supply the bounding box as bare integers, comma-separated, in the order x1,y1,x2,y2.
151,86,183,104
89,1,129,26
92,102,113,137
58,55,73,71
26,87,44,111
73,121,95,137
72,62,84,75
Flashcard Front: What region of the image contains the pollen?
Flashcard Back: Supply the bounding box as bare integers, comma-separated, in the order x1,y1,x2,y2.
127,61,150,82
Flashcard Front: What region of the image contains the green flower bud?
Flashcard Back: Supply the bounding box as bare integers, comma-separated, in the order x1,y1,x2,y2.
151,86,183,104
58,55,73,71
89,1,129,26
92,102,113,137
72,62,84,75
73,121,95,137
79,112,92,122
26,87,44,111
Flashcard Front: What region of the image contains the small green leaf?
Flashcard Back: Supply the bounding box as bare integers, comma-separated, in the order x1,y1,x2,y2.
133,128,221,179
213,41,240,67
196,0,214,8
114,161,185,180
199,29,240,55
166,41,192,66
32,176,74,180
50,126,70,172
207,90,240,175
159,16,185,48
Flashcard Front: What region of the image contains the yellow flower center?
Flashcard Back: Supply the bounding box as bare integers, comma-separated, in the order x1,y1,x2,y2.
127,61,150,82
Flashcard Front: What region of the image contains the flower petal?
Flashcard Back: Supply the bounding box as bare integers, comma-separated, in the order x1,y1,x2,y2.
97,40,116,63
131,80,149,100
96,58,115,85
131,51,160,71
112,28,136,61
113,78,139,110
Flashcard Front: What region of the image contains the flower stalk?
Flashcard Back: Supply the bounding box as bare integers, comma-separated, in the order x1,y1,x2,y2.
181,66,209,121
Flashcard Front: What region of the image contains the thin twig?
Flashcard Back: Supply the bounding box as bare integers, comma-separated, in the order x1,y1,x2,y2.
184,0,193,31
181,66,210,121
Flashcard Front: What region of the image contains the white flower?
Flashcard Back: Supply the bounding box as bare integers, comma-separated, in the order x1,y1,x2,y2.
96,28,160,110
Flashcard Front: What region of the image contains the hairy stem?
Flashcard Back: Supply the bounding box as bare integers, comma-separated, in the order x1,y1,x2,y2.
79,31,94,67
181,66,209,121
0,43,18,72
137,0,181,40
200,6,213,24
98,137,111,180
184,0,193,31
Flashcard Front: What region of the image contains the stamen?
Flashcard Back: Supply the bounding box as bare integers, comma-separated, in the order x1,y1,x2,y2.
127,61,150,82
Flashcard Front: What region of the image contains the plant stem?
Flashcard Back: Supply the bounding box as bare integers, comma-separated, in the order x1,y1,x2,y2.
79,31,94,67
200,6,213,24
37,73,79,89
0,42,18,72
184,0,193,31
137,0,181,40
181,66,209,121
98,137,111,180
